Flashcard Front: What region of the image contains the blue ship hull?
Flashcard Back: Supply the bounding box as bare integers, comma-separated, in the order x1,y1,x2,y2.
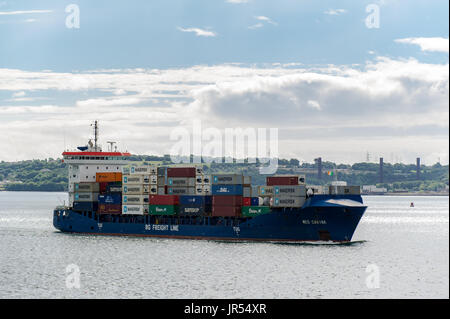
53,195,366,242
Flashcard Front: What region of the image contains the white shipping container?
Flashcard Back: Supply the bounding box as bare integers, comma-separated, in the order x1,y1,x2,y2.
150,175,158,185
128,165,150,175
272,196,306,208
122,205,147,215
258,186,274,197
273,185,306,197
123,175,150,184
74,192,99,202
122,184,149,195
122,195,149,205
167,177,195,187
243,176,251,185
74,182,100,192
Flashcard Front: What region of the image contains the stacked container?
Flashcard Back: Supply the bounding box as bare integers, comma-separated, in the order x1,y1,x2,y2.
211,174,246,217
149,194,179,216
266,175,306,208
166,167,196,195
72,182,100,212
178,195,212,217
122,165,155,215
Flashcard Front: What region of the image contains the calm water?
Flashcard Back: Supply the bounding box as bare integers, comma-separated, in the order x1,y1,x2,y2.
0,192,448,299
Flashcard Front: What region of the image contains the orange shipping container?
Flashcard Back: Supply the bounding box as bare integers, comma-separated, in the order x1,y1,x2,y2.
96,172,122,183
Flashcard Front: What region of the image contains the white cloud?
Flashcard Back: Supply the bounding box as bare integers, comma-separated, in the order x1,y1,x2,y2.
0,9,52,15
324,9,347,15
248,23,263,30
395,37,449,53
177,27,217,37
0,57,448,164
255,16,277,25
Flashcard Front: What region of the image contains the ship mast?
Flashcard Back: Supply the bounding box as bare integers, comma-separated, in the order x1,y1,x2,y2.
93,120,99,151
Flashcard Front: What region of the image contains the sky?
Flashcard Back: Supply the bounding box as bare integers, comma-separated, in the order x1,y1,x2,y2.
0,0,448,165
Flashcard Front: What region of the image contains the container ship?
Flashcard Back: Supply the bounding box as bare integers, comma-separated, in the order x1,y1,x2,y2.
53,122,367,242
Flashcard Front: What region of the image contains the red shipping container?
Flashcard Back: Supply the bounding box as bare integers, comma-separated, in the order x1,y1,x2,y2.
243,197,251,206
99,182,108,193
212,206,241,217
212,195,242,206
98,204,121,214
266,176,299,186
149,195,179,205
167,167,196,177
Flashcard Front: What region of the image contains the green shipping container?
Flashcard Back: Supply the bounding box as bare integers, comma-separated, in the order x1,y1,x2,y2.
149,205,179,215
241,206,271,217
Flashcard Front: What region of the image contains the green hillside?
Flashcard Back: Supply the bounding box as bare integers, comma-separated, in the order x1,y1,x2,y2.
0,156,448,193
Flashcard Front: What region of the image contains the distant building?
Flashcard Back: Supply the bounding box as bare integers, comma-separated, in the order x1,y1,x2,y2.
362,185,387,194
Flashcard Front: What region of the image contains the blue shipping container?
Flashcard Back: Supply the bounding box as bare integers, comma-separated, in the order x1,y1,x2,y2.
178,204,212,216
211,185,243,196
251,197,259,206
98,193,122,204
73,201,98,212
179,195,206,205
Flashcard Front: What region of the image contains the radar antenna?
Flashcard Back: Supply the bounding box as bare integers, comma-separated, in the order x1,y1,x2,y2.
107,141,116,152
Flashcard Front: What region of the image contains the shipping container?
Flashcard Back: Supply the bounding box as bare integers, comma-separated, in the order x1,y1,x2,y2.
122,205,147,215
212,195,242,206
157,178,166,187
167,177,195,187
212,174,244,185
179,195,207,206
122,195,149,205
195,176,204,184
273,185,306,197
148,205,179,215
212,206,241,217
74,182,100,192
74,192,99,202
157,167,166,177
258,186,274,197
149,195,179,205
243,197,251,206
96,172,122,183
266,176,301,186
167,187,195,195
122,184,149,195
272,196,306,208
72,201,98,212
241,206,271,217
106,185,122,193
243,186,251,197
99,182,108,193
150,175,158,185
98,203,121,214
251,197,260,206
178,204,211,216
243,176,252,185
203,175,211,184
122,175,149,184
167,167,196,177
329,185,360,195
157,187,166,195
128,165,157,175
98,193,122,204
211,184,243,196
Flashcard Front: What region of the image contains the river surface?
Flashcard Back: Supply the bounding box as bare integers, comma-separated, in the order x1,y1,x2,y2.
0,192,448,298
